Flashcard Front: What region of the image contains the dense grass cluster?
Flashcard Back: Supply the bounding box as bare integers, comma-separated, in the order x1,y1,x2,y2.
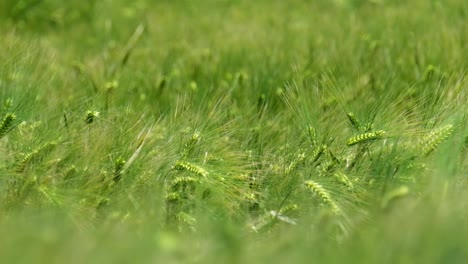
0,0,467,263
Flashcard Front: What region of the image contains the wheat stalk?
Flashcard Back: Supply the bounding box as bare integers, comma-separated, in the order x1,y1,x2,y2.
113,126,152,183
381,185,410,209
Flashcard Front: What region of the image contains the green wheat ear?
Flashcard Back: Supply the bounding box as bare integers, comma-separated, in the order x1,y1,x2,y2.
285,151,306,174
307,125,317,146
420,125,454,157
113,157,126,183
304,180,341,214
171,176,200,187
3,99,13,111
165,192,180,202
16,141,58,172
311,144,326,163
175,212,197,231
279,204,299,214
180,132,201,159
346,112,361,131
347,130,385,146
334,172,354,191
0,113,16,139
173,161,209,178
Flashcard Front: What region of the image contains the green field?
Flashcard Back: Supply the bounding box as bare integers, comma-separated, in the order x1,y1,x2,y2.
0,0,467,263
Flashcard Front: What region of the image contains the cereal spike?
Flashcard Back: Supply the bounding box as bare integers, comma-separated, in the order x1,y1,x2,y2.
307,125,317,146
334,172,354,191
421,125,454,157
113,157,126,183
347,130,385,146
171,176,200,187
304,180,341,214
285,152,306,174
278,204,299,214
173,161,209,177
311,144,326,163
16,141,58,172
346,112,361,131
0,113,16,139
180,132,201,159
165,192,180,201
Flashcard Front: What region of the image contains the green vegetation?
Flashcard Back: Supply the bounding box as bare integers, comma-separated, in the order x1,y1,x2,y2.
0,0,467,263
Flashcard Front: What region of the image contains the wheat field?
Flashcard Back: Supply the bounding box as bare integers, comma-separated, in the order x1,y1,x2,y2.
0,0,467,263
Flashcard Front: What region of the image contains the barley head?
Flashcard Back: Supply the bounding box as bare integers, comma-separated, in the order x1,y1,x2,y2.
304,180,341,214
0,113,16,139
347,130,385,146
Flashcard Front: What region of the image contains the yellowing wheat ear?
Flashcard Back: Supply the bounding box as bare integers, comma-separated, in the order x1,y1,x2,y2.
0,113,16,139
420,125,454,157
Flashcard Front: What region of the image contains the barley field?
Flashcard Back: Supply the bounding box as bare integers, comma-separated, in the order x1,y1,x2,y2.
0,0,467,263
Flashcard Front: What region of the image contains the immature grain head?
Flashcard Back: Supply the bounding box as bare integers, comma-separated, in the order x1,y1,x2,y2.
16,141,58,172
346,130,385,146
0,113,16,139
311,144,326,163
420,125,454,157
113,157,126,183
304,180,341,214
165,192,181,202
308,125,317,146
346,112,361,131
334,172,354,191
279,204,299,214
3,99,13,111
171,176,200,188
180,132,201,159
173,161,209,178
285,151,306,174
